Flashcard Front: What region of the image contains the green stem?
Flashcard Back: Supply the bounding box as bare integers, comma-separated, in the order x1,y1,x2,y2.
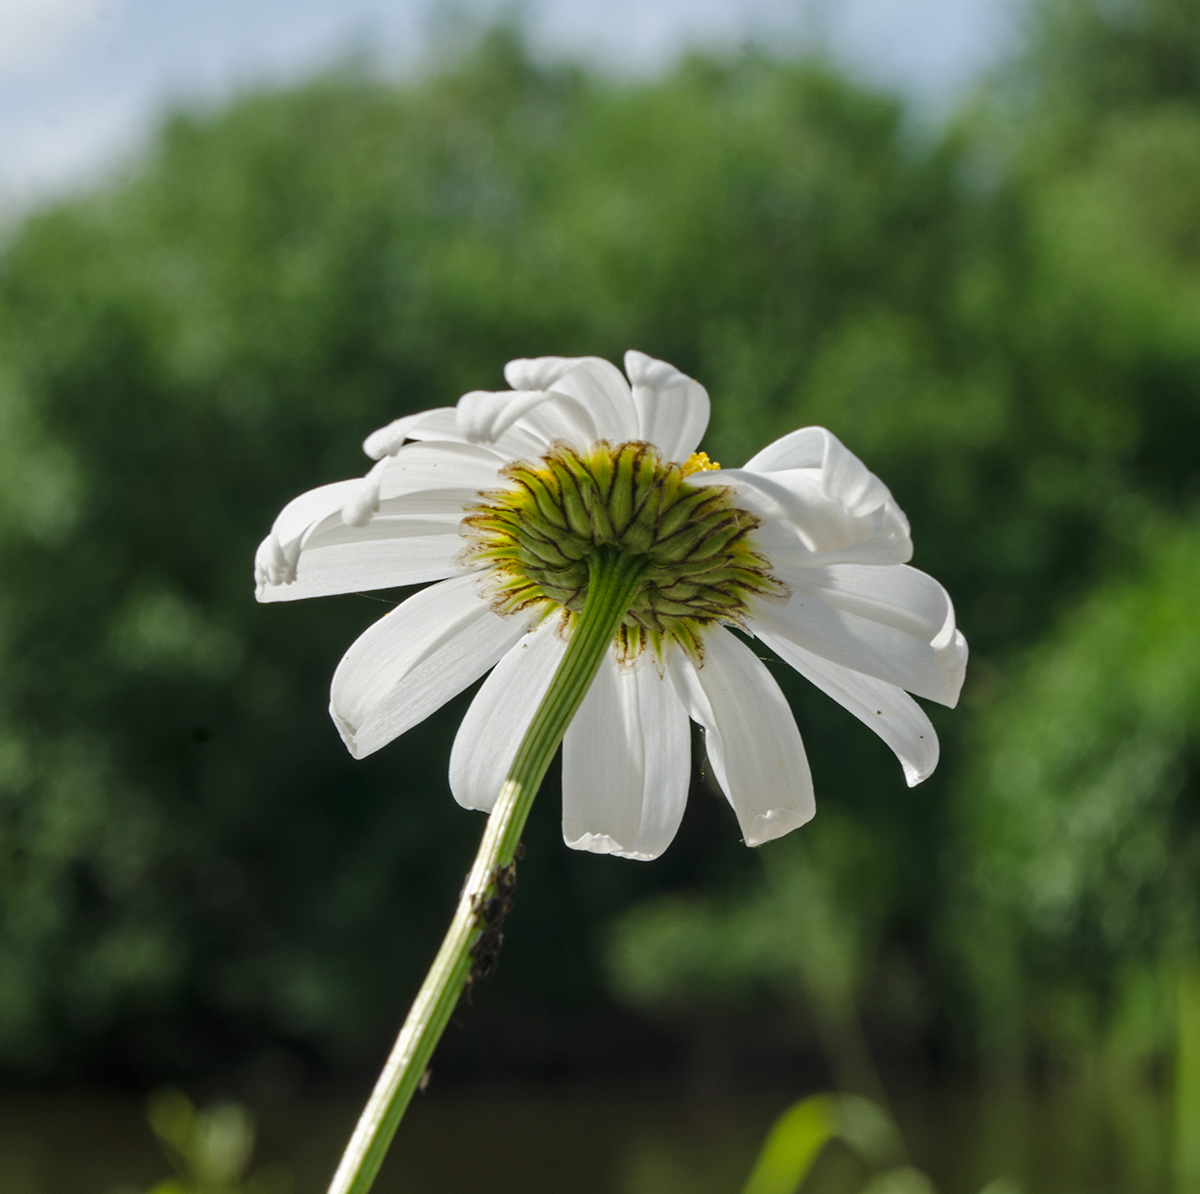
326,547,646,1194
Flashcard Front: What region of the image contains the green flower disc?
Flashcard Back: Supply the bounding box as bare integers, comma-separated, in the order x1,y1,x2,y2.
462,441,783,659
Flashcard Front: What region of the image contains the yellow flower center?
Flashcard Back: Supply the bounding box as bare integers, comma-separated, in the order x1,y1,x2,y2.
462,441,782,659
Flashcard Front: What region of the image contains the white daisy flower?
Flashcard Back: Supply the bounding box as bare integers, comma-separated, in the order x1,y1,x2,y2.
255,351,967,858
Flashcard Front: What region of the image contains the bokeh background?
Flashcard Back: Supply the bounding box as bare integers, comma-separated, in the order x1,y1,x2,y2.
2,0,1200,1191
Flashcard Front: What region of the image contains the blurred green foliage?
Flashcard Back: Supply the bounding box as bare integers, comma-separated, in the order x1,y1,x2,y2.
739,1093,904,1194
610,820,890,1095
1,0,1199,1081
949,522,1200,1065
122,1089,289,1194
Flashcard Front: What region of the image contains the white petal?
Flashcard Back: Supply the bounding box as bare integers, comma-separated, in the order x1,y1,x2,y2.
363,408,458,459
456,389,597,454
255,441,513,603
691,467,912,560
375,440,506,501
751,517,913,569
254,478,412,599
667,628,814,847
745,426,894,518
257,484,482,602
779,563,960,644
752,626,939,785
504,356,578,390
548,357,640,443
562,651,691,860
456,389,524,442
254,532,296,591
411,406,548,461
258,534,464,603
623,350,710,463
254,480,362,593
510,394,600,454
711,426,913,560
365,405,547,463
329,575,529,758
501,356,625,452
271,480,364,546
367,488,480,517
750,564,968,707
449,617,567,812
496,355,644,449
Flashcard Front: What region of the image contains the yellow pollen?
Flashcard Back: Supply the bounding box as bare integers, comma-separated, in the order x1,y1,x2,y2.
682,451,720,476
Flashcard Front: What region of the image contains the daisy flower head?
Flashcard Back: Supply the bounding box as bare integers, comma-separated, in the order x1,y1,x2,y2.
255,352,967,858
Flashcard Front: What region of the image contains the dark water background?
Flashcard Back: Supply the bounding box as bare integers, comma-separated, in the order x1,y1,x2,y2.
0,1080,1172,1194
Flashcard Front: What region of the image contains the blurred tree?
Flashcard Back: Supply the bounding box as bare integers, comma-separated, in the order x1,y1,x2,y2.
0,30,981,1075
608,812,894,1096
948,518,1200,1068
2,0,1200,1082
937,0,1200,1074
612,0,1200,1084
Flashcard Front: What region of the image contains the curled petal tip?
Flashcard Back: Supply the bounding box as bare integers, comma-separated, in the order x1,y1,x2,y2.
341,476,381,527
623,349,685,388
455,391,494,443
457,388,545,445
743,804,815,848
504,356,574,391
254,533,297,595
565,831,659,862
363,418,412,460
937,631,969,708
623,349,652,382
329,702,370,760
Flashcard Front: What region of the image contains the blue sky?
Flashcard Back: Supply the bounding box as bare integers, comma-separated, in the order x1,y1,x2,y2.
0,0,1026,213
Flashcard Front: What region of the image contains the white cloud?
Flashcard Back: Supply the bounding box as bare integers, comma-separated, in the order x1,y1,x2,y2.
0,92,141,216
0,0,1024,214
0,0,109,76
828,0,1021,101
